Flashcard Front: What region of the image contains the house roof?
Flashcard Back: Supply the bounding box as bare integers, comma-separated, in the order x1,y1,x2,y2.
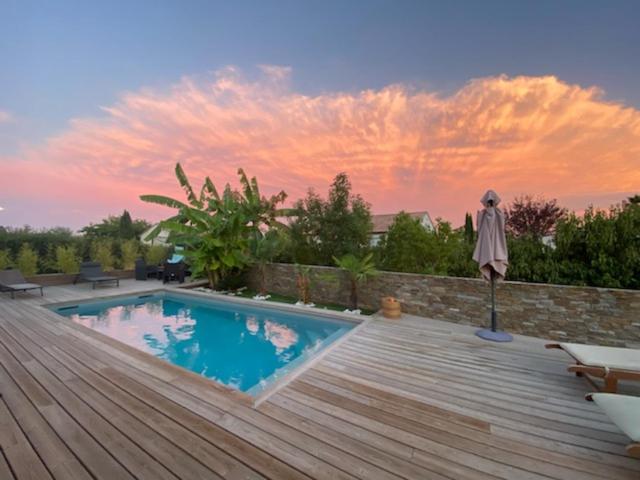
371,211,431,234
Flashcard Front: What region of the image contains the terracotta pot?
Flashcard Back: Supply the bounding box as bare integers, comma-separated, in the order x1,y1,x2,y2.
381,296,401,319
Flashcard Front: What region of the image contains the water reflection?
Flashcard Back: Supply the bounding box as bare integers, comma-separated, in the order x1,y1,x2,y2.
67,296,350,393
264,319,299,352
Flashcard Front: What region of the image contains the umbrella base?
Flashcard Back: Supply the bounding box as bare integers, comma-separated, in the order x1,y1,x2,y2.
475,329,513,342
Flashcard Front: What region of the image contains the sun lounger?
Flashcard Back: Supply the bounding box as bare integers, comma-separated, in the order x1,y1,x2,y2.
74,262,120,289
586,393,640,457
546,342,640,393
0,269,44,298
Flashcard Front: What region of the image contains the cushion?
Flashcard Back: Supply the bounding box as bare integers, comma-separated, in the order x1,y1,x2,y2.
592,393,640,441
6,283,41,290
561,343,640,371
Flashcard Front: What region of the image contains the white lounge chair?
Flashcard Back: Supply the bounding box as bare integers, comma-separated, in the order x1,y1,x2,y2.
546,342,640,393
586,393,640,457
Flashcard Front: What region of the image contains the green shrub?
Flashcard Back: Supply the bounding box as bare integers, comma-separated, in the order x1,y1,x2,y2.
16,244,38,276
144,245,169,266
120,239,140,270
376,212,432,273
0,249,12,270
55,245,80,274
90,239,114,271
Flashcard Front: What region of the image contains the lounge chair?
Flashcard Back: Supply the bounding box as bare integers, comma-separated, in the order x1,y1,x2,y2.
0,269,44,298
74,262,120,289
586,393,640,457
546,342,640,393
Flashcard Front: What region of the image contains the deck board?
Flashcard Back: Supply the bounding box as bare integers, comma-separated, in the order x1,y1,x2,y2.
1,279,639,479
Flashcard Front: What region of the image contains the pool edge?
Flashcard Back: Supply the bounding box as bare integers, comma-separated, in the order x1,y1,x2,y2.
44,287,371,408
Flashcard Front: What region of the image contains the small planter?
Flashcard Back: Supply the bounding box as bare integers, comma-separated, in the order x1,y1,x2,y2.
381,297,401,319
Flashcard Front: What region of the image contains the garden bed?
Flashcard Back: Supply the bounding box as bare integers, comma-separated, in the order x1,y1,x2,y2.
188,285,375,316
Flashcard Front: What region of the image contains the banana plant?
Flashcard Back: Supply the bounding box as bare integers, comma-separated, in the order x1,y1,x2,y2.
141,163,285,289
333,252,379,310
237,168,292,237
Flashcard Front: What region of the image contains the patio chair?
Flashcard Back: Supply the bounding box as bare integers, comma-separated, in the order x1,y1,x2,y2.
546,342,640,393
74,261,120,289
586,393,640,457
0,269,44,298
162,261,186,284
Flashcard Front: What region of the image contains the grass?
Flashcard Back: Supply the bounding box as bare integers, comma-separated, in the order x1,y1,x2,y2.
233,288,375,316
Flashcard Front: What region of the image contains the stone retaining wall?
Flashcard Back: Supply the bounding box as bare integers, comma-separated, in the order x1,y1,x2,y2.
248,263,640,347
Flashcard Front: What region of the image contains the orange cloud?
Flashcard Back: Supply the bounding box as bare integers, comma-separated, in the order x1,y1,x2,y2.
1,68,639,228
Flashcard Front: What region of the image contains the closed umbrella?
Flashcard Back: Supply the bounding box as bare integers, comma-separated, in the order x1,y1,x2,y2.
472,190,513,342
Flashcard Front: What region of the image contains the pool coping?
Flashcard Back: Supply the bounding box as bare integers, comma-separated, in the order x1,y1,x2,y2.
44,287,372,407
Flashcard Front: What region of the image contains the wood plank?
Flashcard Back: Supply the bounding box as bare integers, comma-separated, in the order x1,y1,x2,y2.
0,446,15,480
6,304,308,480
1,279,639,479
0,330,138,480
0,396,52,480
303,369,639,479
0,366,92,480
259,397,450,480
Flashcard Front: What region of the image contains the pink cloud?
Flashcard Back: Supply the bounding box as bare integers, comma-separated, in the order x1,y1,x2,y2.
1,68,639,229
0,110,12,123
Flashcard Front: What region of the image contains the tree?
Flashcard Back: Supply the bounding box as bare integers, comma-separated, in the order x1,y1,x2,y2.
120,239,140,270
288,173,372,265
506,235,558,284
16,244,38,276
141,163,288,289
464,212,474,243
625,194,640,206
376,212,432,273
554,204,640,289
334,252,379,310
82,213,150,239
144,245,169,266
504,195,567,238
0,249,11,270
119,210,135,239
55,245,80,274
91,239,115,271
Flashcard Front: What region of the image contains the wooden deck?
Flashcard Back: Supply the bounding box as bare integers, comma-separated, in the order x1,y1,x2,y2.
1,280,639,479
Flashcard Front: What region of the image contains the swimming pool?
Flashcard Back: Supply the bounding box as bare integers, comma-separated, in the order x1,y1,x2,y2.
52,291,357,396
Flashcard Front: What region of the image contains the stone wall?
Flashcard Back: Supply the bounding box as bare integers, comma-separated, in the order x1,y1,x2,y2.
248,263,640,347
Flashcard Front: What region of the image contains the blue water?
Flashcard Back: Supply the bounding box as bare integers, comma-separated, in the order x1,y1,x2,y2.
53,293,355,396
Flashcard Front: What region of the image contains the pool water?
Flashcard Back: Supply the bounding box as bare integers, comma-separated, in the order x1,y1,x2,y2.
53,292,356,396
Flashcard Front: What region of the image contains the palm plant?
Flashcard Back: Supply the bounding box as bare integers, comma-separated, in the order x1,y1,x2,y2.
295,264,312,305
250,229,285,295
333,252,379,310
141,163,286,289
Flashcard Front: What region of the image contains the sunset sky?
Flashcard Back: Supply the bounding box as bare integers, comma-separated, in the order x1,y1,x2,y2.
1,0,639,229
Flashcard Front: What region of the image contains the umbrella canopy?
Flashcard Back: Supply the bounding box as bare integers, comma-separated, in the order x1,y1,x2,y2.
473,190,508,281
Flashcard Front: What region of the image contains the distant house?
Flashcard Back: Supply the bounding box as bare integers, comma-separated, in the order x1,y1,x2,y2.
140,224,171,247
370,211,434,246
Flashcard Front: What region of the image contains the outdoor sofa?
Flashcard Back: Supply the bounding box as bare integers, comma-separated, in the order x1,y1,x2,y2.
0,269,44,298
547,342,640,393
74,261,120,289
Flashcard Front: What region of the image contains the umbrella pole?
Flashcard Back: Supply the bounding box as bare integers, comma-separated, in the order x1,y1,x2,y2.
475,267,512,342
490,269,497,332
